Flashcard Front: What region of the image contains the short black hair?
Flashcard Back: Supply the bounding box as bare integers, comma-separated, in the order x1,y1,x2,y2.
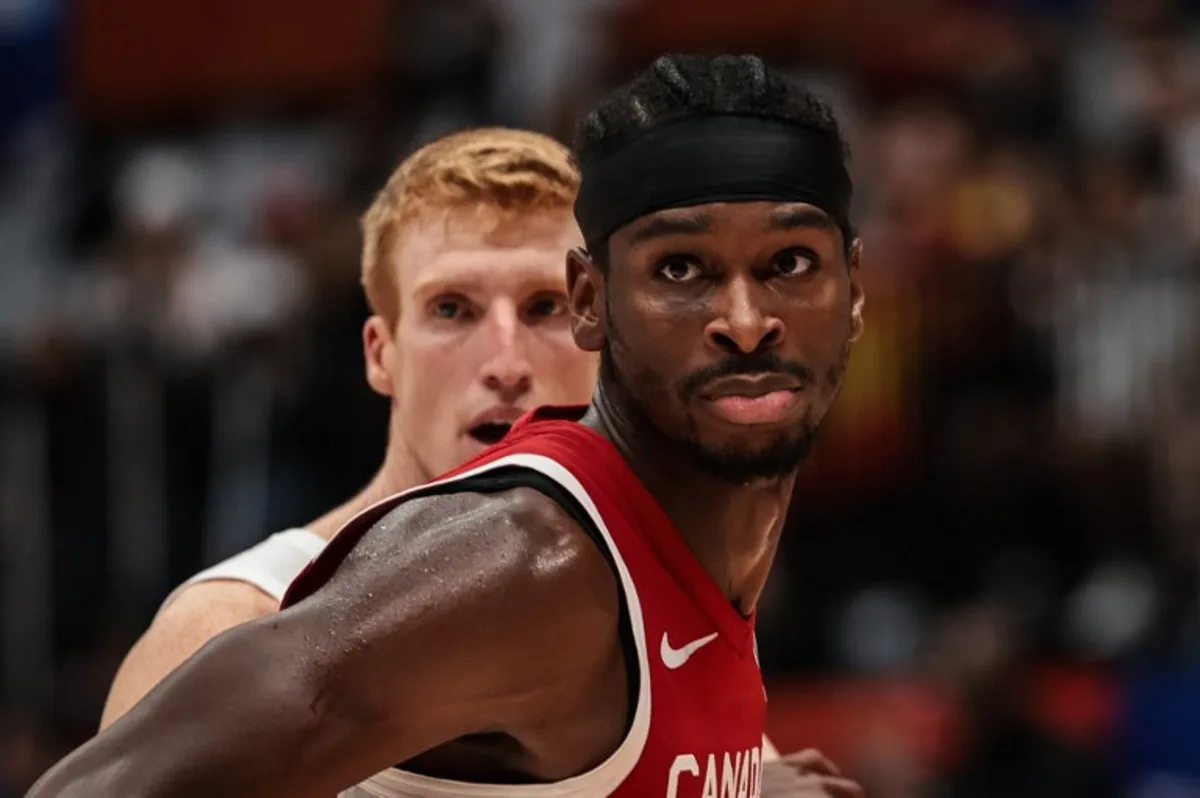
575,53,854,260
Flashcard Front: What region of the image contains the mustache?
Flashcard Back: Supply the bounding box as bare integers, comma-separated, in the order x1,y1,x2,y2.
678,352,813,400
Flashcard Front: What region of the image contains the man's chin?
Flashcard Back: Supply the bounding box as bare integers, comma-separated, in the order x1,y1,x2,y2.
688,424,803,459
683,431,817,484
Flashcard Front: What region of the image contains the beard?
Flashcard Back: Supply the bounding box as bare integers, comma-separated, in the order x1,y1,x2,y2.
678,416,820,485
600,326,848,486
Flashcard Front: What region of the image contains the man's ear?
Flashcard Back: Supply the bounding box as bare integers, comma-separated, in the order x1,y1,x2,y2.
363,315,398,396
567,247,605,352
847,239,865,342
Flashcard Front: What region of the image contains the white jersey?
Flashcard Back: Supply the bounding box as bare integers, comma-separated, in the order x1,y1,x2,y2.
158,528,327,611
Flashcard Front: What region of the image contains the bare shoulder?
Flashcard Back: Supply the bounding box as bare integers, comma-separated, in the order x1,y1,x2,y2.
101,580,279,728
156,579,280,641
357,484,610,586
300,485,622,728
327,485,618,646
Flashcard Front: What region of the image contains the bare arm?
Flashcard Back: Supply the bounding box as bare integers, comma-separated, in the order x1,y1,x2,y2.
100,580,278,729
30,488,618,798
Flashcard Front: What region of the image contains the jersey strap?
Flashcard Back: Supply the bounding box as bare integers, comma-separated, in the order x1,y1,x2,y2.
159,527,326,612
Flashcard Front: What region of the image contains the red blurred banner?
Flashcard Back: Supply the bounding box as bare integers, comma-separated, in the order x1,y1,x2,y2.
767,664,1119,767
73,0,389,120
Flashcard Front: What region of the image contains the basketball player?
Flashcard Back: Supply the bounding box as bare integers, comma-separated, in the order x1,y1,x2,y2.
100,127,599,726
31,54,865,797
95,123,792,770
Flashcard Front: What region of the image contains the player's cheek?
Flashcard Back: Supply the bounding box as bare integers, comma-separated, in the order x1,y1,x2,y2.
532,338,593,398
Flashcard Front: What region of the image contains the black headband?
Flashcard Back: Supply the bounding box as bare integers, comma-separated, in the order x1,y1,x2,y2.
574,114,853,251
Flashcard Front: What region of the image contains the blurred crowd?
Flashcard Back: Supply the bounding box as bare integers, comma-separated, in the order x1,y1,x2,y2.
3,0,1200,795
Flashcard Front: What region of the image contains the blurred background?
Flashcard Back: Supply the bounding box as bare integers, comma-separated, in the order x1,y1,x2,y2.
2,0,1200,794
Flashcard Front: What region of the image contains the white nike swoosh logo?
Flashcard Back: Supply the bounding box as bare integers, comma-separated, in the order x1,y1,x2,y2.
661,631,719,669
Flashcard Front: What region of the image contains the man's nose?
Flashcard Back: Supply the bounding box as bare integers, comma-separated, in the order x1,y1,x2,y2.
480,304,533,403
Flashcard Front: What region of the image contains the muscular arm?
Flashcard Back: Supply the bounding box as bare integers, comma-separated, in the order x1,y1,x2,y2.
30,488,619,798
100,581,278,729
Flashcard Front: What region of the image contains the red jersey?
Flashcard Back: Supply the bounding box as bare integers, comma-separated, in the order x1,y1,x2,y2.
283,406,768,798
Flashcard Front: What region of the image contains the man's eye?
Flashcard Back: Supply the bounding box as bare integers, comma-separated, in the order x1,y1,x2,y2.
429,296,474,321
657,257,703,283
771,249,817,277
526,294,566,319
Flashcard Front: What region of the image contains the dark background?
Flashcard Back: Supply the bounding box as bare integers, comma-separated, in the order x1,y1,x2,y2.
2,0,1200,794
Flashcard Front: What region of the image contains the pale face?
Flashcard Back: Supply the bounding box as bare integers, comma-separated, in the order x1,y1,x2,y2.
364,209,598,480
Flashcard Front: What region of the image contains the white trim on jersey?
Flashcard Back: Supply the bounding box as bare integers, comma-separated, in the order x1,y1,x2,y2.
344,452,652,798
157,527,327,612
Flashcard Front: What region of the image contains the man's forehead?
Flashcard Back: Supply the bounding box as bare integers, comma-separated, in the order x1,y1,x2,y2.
408,248,564,291
396,209,578,295
402,206,579,249
622,200,837,244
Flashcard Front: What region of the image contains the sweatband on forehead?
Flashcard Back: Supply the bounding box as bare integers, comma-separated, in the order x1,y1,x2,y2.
574,114,853,250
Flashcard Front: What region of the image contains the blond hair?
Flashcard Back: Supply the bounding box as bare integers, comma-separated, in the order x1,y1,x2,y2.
361,128,580,325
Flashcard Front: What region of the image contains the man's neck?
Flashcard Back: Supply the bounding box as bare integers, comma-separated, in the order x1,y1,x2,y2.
305,446,427,542
582,389,795,616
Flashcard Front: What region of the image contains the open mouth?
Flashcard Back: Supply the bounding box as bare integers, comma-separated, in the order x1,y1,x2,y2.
468,422,513,446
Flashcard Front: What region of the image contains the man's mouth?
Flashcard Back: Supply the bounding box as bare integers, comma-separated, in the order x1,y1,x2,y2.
705,391,801,425
468,421,514,446
699,373,803,399
698,373,804,425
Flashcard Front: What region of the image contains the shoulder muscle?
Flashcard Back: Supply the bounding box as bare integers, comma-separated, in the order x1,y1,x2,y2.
298,485,621,744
